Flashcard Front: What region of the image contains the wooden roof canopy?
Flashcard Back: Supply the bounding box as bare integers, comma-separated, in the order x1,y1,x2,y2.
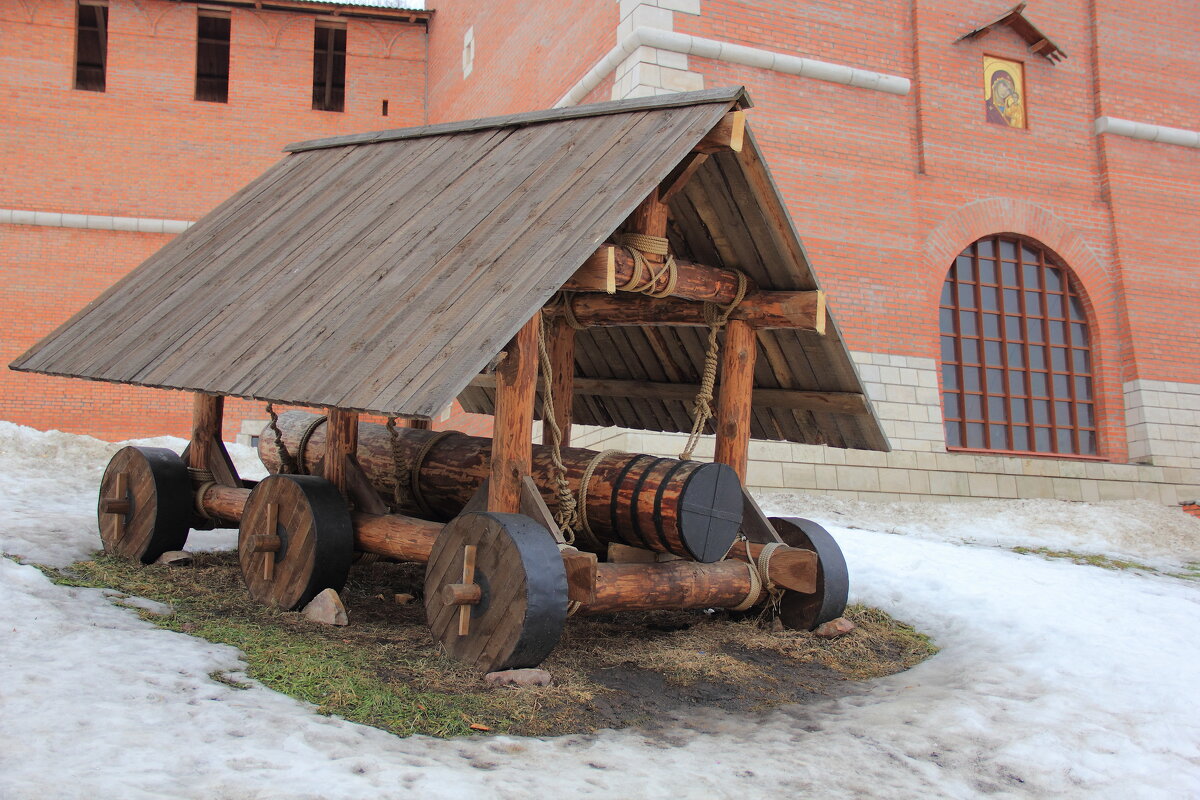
12,87,888,451
957,3,1067,63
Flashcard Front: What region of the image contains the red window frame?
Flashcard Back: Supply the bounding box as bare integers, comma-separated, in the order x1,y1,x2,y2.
939,235,1099,457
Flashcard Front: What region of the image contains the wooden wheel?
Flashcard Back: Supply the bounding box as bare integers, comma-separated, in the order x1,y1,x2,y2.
238,474,354,610
425,512,567,673
770,517,849,631
97,446,192,564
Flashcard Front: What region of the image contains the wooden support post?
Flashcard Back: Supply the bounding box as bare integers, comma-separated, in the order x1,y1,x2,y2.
324,408,358,498
714,319,757,482
630,186,669,237
543,315,576,448
489,316,539,514
185,393,239,487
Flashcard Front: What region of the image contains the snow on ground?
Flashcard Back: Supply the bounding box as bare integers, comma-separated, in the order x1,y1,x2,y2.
1,422,1199,798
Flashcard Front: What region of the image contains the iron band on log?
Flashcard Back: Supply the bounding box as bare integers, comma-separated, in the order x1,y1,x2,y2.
258,411,743,563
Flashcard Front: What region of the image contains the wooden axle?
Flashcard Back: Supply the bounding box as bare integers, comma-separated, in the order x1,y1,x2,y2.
545,290,826,332
564,244,749,304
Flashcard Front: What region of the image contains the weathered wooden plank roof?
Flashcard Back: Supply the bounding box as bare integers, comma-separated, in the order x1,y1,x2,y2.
12,87,888,450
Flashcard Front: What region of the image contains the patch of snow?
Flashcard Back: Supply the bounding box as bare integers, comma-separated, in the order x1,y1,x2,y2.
1,422,1198,797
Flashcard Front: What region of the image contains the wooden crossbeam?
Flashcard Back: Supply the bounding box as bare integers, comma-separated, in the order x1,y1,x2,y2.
546,290,825,332
564,244,750,304
469,374,869,416
694,111,745,154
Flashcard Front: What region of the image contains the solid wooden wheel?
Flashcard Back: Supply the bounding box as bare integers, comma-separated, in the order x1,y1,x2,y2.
770,517,849,631
238,474,354,610
425,511,568,673
97,446,192,564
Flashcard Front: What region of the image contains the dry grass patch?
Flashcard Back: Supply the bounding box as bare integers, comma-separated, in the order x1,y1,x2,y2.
40,551,936,736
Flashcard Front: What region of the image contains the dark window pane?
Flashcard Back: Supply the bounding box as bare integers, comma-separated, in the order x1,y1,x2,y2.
1021,244,1040,265
942,363,959,391
1025,291,1042,315
1002,261,1018,285
939,307,955,333
1045,268,1063,292
981,286,1000,311
1069,296,1086,321
977,239,994,258
196,13,231,103
945,421,962,447
983,313,1001,337
1011,398,1028,423
956,255,974,281
958,283,976,308
1078,404,1094,428
988,396,1007,420
963,366,981,390
1071,323,1088,345
1072,349,1090,374
313,25,347,112
1034,427,1053,452
1052,347,1069,372
1031,372,1048,396
1007,343,1025,367
985,340,1003,366
999,239,1017,260
1006,315,1023,340
1012,426,1030,450
1008,371,1026,395
941,335,957,363
1029,346,1046,370
1033,399,1051,424
965,394,983,419
75,3,108,92
1049,320,1067,345
1056,429,1074,453
944,392,961,420
989,424,1009,448
987,368,1005,394
1046,293,1064,318
1075,376,1093,401
1078,430,1095,455
967,423,985,448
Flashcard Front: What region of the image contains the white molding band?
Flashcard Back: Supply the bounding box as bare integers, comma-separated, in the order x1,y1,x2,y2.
0,208,194,234
1095,116,1200,149
556,26,911,107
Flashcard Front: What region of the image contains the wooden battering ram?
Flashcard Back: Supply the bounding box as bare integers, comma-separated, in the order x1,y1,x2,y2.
20,89,874,674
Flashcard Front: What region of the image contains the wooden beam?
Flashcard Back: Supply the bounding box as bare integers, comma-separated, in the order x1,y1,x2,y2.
658,152,709,203
489,315,539,513
469,374,870,416
183,393,240,487
323,408,358,498
542,315,576,447
563,244,750,304
547,290,825,332
714,319,756,481
695,111,745,154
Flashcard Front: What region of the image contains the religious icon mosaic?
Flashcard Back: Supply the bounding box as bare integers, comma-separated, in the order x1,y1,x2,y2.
983,55,1026,129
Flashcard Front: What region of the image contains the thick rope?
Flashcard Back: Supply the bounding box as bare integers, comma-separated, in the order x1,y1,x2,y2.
536,312,578,545
193,481,217,519
730,561,762,611
728,539,787,613
410,430,457,518
679,271,749,461
265,403,299,475
294,415,327,476
614,233,679,299
575,449,619,551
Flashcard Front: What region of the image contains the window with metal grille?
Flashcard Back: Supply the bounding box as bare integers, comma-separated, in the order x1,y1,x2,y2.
939,235,1098,456
74,0,108,92
312,23,346,112
195,11,230,103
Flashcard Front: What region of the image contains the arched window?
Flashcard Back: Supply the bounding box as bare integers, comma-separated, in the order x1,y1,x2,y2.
939,235,1097,456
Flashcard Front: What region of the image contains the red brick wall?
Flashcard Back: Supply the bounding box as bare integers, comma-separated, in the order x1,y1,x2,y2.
424,0,614,122
0,0,426,441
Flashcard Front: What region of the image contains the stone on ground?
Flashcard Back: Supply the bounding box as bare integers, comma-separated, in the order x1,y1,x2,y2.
302,588,349,626
484,668,552,688
155,551,192,566
814,617,856,639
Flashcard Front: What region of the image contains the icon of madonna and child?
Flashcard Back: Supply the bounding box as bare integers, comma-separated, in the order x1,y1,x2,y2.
984,55,1026,129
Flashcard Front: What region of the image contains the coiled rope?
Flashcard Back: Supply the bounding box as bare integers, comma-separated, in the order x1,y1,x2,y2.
614,233,679,298
679,271,748,461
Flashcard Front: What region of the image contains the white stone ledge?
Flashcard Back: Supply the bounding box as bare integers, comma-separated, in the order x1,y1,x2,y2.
0,207,194,234
556,26,911,107
1095,116,1200,149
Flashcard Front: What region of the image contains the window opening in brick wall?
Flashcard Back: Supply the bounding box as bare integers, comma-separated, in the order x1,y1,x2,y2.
195,11,231,103
74,0,108,92
939,235,1098,457
313,23,346,112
